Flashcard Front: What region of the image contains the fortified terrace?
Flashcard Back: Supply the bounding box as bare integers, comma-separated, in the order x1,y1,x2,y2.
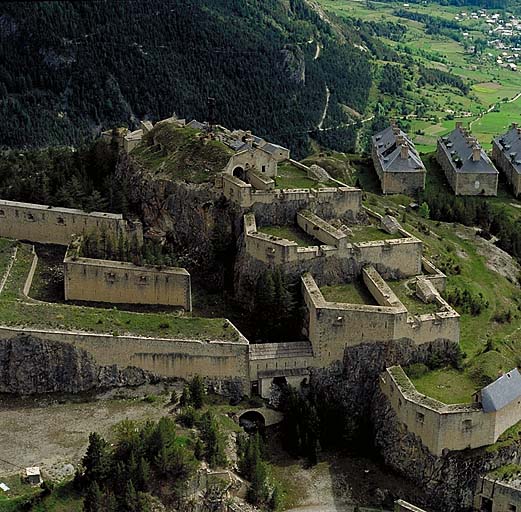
3,115,521,511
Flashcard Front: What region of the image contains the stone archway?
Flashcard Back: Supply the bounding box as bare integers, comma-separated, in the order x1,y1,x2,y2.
232,166,246,182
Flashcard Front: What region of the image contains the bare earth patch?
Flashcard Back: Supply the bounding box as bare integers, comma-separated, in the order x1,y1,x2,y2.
0,388,170,479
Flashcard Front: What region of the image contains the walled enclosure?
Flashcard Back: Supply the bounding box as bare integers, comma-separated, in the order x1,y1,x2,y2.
302,268,459,367
474,475,521,512
219,173,362,217
244,212,423,278
64,251,192,311
380,367,521,456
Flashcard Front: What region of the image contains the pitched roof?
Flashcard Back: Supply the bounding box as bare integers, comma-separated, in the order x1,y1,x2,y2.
372,126,425,173
439,126,498,175
481,368,521,413
494,126,521,174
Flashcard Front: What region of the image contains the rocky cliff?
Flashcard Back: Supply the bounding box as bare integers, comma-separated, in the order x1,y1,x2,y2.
117,153,240,289
308,338,459,438
0,334,157,394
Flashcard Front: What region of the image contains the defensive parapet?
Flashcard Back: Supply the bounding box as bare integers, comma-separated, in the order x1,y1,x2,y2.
220,173,362,219
302,267,459,366
0,199,141,247
297,210,348,249
380,366,521,456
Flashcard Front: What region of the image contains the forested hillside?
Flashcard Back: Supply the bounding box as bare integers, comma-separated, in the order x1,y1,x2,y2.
0,0,373,156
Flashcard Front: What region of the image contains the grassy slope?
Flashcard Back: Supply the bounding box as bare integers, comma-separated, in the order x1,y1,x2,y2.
132,124,234,183
0,242,238,342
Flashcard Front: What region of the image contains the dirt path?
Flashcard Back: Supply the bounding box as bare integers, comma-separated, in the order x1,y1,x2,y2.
314,41,321,61
0,390,170,479
0,246,17,295
318,85,331,131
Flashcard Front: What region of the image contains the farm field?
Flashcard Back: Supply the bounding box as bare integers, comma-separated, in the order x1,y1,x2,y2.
316,0,521,151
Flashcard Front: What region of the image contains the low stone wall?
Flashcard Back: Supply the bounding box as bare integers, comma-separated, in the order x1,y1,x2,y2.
0,325,250,387
422,257,447,292
296,210,347,248
247,170,274,191
492,139,521,197
64,254,192,311
0,199,136,246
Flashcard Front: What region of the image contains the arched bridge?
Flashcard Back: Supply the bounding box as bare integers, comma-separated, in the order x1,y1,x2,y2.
236,407,284,428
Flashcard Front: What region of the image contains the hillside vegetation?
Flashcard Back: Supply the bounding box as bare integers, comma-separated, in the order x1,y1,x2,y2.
0,0,373,157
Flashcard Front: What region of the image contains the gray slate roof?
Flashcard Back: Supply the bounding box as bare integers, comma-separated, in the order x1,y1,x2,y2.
494,126,521,174
372,126,425,173
439,127,498,175
481,368,521,413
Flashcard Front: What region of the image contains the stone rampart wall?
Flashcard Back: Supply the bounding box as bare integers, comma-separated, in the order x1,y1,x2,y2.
492,140,521,197
220,174,362,220
302,271,459,367
0,199,131,246
0,325,250,385
245,214,422,278
381,366,521,456
64,255,192,310
381,367,494,456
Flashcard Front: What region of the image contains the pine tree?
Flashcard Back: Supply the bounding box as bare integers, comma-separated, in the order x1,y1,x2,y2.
83,481,104,512
82,432,111,484
180,385,191,407
189,375,205,409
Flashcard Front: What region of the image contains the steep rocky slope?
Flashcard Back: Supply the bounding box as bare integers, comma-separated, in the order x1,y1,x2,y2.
0,334,156,394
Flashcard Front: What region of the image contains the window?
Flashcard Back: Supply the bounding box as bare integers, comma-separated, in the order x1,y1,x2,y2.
262,165,266,173
57,216,65,225
26,213,35,222
416,412,425,424
508,505,516,512
462,419,472,433
0,209,4,217
105,272,116,283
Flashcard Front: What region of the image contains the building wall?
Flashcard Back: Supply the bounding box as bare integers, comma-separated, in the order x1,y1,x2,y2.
225,149,278,178
0,200,129,246
382,171,426,196
492,140,521,197
436,143,498,196
493,396,521,441
456,172,498,197
381,367,495,456
0,325,250,384
64,256,192,310
474,476,521,512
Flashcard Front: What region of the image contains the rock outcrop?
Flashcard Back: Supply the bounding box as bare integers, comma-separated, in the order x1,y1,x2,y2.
0,334,157,394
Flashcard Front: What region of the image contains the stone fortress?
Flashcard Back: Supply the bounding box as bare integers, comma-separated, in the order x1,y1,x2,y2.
3,115,521,511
